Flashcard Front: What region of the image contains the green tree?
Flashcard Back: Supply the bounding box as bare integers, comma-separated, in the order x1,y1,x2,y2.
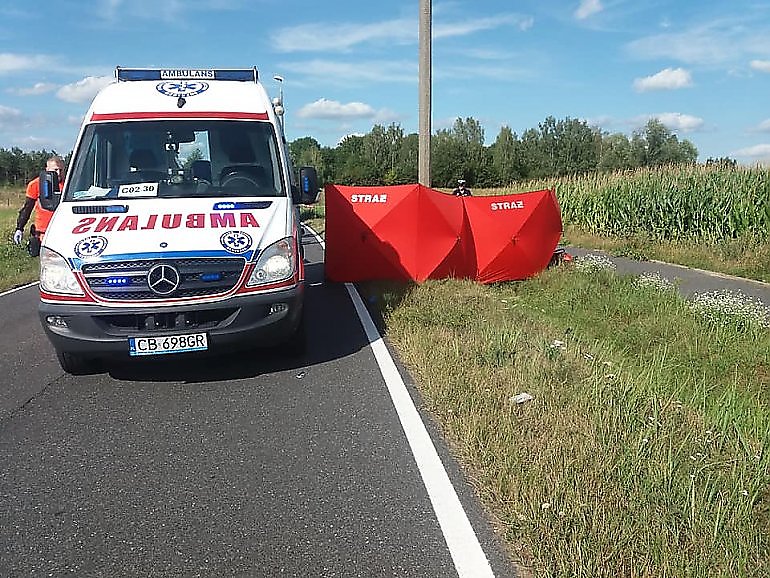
491,125,523,185
289,137,321,167
632,118,699,167
554,117,599,175
394,133,418,184
335,134,373,185
598,132,632,171
182,147,203,170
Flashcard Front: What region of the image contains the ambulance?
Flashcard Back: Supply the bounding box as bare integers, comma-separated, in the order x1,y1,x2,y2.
37,67,319,374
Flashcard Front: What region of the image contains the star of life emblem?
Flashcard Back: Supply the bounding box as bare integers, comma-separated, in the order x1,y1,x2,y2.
156,81,209,98
220,230,253,254
74,236,108,259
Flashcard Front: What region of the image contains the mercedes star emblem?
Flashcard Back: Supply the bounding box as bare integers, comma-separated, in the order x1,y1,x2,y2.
147,263,180,296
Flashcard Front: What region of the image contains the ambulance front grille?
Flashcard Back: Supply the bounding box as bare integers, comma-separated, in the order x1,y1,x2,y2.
81,257,246,300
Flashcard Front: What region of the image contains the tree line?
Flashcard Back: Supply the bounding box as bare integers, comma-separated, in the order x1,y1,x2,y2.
0,148,73,189
290,116,706,188
1,116,707,190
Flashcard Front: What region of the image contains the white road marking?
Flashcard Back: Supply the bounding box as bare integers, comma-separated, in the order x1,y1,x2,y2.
305,226,495,578
0,281,37,298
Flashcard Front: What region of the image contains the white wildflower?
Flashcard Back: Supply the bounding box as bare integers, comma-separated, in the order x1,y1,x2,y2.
511,392,534,404
574,253,616,273
689,289,770,329
634,272,675,292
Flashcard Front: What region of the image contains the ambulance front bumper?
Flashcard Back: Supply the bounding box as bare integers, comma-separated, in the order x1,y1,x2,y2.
39,284,303,358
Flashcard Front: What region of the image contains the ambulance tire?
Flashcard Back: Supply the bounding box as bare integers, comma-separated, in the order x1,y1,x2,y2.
285,311,307,357
56,350,102,376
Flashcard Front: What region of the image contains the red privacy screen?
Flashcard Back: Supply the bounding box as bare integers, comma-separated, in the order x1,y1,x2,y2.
324,184,562,284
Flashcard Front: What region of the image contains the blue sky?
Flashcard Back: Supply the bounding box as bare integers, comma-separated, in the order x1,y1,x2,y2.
2,0,770,164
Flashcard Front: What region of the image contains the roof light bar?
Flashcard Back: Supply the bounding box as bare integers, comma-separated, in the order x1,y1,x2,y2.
115,67,258,83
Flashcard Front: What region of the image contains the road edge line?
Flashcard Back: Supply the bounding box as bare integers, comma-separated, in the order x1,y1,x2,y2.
0,281,37,298
304,224,495,578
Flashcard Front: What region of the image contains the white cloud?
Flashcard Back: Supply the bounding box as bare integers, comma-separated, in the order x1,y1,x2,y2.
96,0,185,22
0,53,58,73
625,19,770,66
15,135,54,148
297,98,377,120
294,99,399,125
633,68,693,92
56,75,113,103
653,112,704,133
731,143,770,158
585,115,617,130
0,104,22,127
434,14,534,39
272,14,533,53
575,0,603,20
0,52,100,78
10,82,57,96
279,59,416,85
273,19,414,53
750,60,770,73
337,133,366,146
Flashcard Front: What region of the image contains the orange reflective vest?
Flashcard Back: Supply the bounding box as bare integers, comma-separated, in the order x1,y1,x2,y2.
25,176,60,233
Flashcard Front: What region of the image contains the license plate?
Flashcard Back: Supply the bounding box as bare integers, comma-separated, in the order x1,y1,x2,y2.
129,332,208,356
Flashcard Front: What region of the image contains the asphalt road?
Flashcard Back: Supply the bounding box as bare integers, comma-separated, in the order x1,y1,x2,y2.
565,246,770,307
0,232,518,578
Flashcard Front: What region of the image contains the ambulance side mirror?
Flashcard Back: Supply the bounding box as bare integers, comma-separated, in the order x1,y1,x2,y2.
38,170,61,211
292,166,319,205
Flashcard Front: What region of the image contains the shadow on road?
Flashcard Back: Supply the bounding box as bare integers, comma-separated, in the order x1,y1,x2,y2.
104,258,371,383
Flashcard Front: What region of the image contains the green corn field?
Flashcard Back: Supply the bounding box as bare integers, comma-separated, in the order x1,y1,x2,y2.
522,164,770,243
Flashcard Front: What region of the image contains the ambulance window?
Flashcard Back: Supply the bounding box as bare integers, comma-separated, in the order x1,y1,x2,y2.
64,120,286,200
179,132,210,164
65,126,118,199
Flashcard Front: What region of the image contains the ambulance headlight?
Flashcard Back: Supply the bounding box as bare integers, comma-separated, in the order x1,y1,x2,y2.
39,247,84,296
247,237,295,287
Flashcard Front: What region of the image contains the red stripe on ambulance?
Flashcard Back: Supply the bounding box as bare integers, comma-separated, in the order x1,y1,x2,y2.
90,111,269,121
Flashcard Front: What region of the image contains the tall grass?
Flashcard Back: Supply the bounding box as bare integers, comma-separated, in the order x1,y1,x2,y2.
0,207,40,289
367,264,770,577
520,165,770,244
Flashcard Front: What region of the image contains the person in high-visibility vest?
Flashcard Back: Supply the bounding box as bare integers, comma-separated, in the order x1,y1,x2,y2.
13,155,65,255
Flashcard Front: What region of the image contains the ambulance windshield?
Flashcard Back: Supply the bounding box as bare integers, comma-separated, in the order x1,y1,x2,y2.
64,120,286,201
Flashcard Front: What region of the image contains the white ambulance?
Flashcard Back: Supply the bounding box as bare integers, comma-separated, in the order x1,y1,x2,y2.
38,67,319,374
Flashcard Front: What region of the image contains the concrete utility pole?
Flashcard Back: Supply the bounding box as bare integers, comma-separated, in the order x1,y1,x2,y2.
418,0,431,186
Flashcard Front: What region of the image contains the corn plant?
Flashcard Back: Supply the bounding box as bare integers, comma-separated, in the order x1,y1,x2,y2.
521,165,770,243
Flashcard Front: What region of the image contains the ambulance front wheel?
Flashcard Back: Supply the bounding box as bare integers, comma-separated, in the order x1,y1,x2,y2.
287,311,307,356
274,310,306,358
56,350,102,376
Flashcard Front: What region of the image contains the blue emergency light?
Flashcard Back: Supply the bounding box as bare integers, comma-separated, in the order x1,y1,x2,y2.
200,273,223,282
212,201,273,211
116,67,258,82
105,276,130,286
106,204,129,213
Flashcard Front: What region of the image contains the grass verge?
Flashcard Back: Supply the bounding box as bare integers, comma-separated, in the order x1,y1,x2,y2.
360,262,770,577
0,208,39,291
563,225,770,284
